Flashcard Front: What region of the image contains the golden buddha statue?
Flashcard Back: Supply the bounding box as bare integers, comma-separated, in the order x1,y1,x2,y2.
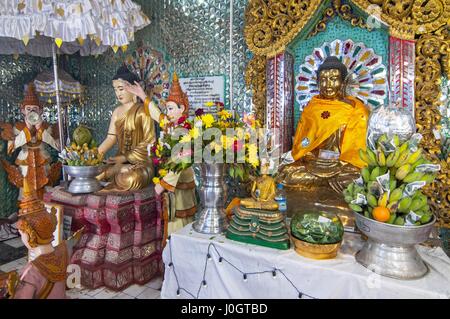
277,56,369,225
97,66,156,191
241,161,278,211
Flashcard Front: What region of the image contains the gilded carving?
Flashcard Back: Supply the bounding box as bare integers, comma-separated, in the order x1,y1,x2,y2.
351,0,450,39
244,0,322,57
245,55,267,124
415,30,450,226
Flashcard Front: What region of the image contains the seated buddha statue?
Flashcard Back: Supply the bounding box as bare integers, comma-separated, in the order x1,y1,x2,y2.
277,56,369,225
97,66,156,191
240,161,278,211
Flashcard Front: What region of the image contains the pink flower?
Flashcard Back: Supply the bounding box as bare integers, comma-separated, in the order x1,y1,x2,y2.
152,157,161,166
233,140,243,153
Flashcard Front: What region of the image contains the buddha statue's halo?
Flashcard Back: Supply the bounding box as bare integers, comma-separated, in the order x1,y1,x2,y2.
316,56,348,80
112,65,141,84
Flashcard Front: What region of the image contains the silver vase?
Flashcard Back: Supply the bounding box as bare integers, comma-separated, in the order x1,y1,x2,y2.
355,212,436,280
193,163,228,234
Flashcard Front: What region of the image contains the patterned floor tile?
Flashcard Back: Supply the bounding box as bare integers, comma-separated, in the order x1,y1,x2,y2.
136,287,160,299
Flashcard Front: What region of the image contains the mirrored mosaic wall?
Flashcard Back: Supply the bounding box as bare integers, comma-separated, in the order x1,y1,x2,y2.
0,0,251,217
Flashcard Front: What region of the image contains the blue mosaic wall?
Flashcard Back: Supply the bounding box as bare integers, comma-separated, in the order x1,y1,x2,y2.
288,15,390,126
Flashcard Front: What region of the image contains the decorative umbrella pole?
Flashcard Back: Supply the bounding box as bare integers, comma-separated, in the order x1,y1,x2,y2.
52,44,64,152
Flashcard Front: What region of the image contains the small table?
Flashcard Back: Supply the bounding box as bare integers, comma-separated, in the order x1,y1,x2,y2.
161,223,450,299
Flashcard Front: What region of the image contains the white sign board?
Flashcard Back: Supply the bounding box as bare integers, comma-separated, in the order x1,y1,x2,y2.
179,76,225,116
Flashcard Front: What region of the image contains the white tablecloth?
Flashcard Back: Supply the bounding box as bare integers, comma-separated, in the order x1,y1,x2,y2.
161,223,450,299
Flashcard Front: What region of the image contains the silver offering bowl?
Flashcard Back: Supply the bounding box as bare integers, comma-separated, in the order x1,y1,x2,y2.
355,212,436,280
64,165,106,194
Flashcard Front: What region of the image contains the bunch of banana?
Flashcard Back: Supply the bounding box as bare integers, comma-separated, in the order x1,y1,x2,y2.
346,134,438,226
60,142,104,166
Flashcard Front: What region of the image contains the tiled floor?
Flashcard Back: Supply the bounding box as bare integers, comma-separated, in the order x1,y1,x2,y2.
0,236,162,299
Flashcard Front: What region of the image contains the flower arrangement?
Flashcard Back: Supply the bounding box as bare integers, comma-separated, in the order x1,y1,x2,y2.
150,102,262,184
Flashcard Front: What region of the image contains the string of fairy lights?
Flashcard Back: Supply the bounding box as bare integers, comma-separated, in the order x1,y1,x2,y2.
166,235,317,299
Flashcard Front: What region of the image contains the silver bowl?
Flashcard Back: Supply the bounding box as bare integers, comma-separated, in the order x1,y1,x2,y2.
354,212,436,280
64,165,106,194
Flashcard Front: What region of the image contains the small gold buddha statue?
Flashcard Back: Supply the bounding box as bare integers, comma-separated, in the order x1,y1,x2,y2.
241,161,278,211
97,66,156,191
277,56,369,224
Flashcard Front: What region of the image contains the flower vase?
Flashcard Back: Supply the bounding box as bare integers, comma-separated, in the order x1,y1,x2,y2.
193,163,229,234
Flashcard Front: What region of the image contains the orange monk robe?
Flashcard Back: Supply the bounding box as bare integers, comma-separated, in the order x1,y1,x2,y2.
292,95,369,168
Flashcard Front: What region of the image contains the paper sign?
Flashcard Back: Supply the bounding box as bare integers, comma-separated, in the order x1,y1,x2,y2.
179,76,225,116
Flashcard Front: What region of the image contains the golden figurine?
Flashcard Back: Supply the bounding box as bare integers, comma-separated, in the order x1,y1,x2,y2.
277,56,369,224
241,161,278,211
0,83,61,200
97,66,156,191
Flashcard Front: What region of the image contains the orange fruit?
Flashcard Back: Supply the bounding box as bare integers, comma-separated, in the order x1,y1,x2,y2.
372,206,391,222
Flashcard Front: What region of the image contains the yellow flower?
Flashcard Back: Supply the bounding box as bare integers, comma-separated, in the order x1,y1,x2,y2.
180,134,192,143
205,101,215,107
158,169,167,177
155,149,161,157
235,128,245,139
218,110,232,120
247,143,259,167
152,177,160,184
201,114,215,128
159,117,168,129
189,127,200,139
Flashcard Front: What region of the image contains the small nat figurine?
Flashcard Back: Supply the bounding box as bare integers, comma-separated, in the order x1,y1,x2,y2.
10,181,68,299
124,73,197,236
0,83,61,200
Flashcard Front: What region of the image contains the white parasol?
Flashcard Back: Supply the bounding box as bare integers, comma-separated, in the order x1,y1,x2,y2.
0,0,150,151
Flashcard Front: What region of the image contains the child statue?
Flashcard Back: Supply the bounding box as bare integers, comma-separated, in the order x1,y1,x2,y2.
0,83,61,200
97,66,156,191
124,73,197,236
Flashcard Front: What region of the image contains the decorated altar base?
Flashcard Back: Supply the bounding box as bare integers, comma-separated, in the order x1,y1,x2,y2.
46,186,164,291
161,224,450,299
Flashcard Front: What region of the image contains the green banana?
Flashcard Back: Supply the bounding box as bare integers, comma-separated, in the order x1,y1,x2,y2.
403,171,424,183
392,135,400,147
398,197,412,213
361,167,371,183
370,167,381,181
377,149,386,166
394,149,410,168
367,194,378,207
387,213,397,224
359,149,371,165
409,196,428,211
420,173,437,184
420,212,432,224
407,149,422,164
411,157,426,170
389,179,397,192
389,188,403,203
349,203,363,212
386,149,400,167
398,142,409,154
387,201,399,213
395,164,412,180
378,192,389,207
366,149,378,166
394,216,405,226
377,134,388,147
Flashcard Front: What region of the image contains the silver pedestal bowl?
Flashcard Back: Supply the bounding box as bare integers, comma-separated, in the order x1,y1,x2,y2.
354,212,436,280
64,165,106,194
